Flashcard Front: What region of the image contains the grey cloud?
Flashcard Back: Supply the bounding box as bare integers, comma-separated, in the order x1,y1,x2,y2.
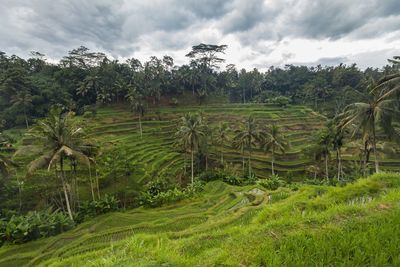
0,0,399,68
220,0,267,33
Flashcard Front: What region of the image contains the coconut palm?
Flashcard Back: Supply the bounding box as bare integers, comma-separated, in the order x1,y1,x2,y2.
126,88,145,138
338,77,400,173
26,106,91,221
215,122,230,166
233,116,260,177
11,90,33,129
260,124,288,176
175,113,206,184
306,128,332,180
306,164,321,180
331,125,344,181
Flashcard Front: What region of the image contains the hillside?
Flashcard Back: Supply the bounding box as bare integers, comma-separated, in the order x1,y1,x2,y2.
3,103,400,210
1,172,400,266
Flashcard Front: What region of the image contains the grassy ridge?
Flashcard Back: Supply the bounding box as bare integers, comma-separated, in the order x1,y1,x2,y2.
1,172,400,266
4,102,399,213
85,103,400,183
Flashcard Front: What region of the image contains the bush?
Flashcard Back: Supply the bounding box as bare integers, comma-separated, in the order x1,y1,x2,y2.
0,208,73,245
145,179,171,197
257,175,286,190
77,194,119,221
253,90,280,103
223,175,243,186
270,96,290,107
140,181,204,208
199,170,243,185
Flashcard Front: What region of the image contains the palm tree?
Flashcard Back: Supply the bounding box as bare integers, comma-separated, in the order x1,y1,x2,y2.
215,122,230,166
233,116,260,178
306,164,321,180
260,124,288,176
175,113,206,184
77,74,99,102
306,128,331,180
338,78,400,173
126,88,145,138
11,90,33,129
331,125,344,181
27,106,91,221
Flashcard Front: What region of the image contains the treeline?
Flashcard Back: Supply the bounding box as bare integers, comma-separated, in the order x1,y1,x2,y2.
0,44,398,129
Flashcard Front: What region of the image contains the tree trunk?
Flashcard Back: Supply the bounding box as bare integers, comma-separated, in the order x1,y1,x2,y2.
242,148,245,173
248,146,252,178
73,161,79,209
95,165,100,199
24,108,29,129
372,125,379,173
89,164,95,201
139,114,143,138
16,175,22,212
271,147,275,176
336,148,341,181
363,141,368,177
60,158,74,221
183,153,187,174
191,150,194,185
325,156,329,180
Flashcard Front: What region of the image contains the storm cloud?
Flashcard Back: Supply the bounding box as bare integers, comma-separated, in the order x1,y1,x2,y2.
0,0,399,69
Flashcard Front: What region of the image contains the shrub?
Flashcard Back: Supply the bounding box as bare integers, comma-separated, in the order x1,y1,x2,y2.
257,175,286,190
270,96,290,107
77,194,119,221
140,181,204,208
145,179,171,197
223,175,243,186
0,208,73,245
199,170,243,185
253,90,280,103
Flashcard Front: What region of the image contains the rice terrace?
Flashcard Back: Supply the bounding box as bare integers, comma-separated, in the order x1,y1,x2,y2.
1,0,400,266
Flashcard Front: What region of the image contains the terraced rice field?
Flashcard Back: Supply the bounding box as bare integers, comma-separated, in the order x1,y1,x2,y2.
90,104,318,181
1,173,400,266
82,103,400,184
4,103,400,207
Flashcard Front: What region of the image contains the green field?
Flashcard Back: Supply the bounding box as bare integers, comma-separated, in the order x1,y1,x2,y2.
1,172,400,266
4,103,400,209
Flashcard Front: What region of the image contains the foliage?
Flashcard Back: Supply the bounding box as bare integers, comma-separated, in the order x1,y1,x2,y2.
198,170,244,185
256,174,286,190
140,181,204,208
175,112,207,183
76,195,119,221
0,208,73,245
2,173,400,266
269,95,290,107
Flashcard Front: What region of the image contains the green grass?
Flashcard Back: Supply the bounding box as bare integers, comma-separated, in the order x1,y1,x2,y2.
7,103,400,211
1,172,400,266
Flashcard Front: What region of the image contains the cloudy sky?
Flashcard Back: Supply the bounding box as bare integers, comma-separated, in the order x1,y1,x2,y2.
1,0,400,70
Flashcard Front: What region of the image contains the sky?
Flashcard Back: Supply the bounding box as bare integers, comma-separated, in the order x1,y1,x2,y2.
1,0,400,70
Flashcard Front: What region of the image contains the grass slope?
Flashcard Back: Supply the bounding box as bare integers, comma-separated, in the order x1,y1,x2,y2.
1,172,400,266
4,103,400,211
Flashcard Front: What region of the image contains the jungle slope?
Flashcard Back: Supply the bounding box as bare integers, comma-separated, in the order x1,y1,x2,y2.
0,172,400,266
5,103,400,209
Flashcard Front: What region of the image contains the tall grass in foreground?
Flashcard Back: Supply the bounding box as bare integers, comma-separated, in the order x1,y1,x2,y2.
42,173,400,267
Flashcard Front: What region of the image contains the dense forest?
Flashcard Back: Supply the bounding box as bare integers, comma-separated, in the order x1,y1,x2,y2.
1,44,398,130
